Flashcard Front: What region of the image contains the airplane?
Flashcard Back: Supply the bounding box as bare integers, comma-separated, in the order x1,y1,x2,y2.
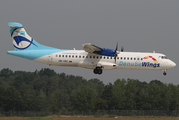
7,22,176,76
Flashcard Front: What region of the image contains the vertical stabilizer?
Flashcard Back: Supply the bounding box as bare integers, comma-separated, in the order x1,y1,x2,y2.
8,22,56,51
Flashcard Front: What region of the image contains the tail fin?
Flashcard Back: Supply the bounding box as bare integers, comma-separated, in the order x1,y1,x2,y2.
8,22,55,51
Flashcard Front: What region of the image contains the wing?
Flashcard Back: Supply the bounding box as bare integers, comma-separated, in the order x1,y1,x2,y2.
82,43,103,54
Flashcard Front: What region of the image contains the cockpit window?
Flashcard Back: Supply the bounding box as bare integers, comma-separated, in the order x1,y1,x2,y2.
160,56,168,59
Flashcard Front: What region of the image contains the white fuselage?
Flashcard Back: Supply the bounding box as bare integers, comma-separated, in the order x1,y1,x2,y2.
34,50,176,71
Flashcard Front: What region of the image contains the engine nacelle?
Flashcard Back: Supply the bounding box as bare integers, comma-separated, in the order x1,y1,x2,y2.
98,62,118,70
94,48,116,57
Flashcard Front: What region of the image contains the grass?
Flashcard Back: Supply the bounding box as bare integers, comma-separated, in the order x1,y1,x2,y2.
0,117,179,120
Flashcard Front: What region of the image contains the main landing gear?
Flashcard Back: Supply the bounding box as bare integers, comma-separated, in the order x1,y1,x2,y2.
93,66,103,75
163,70,167,76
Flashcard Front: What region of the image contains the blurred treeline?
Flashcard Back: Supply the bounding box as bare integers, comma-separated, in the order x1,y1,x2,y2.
0,68,178,111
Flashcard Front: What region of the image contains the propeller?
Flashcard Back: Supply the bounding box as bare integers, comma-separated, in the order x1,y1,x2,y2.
114,42,118,63
121,46,124,52
114,44,124,63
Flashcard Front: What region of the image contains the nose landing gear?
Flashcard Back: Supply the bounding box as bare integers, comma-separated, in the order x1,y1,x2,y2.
93,66,103,75
163,70,167,76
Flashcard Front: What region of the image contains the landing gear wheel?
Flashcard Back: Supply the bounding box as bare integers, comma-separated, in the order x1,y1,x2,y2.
163,70,167,76
93,67,103,75
163,72,167,76
93,69,98,74
98,69,102,75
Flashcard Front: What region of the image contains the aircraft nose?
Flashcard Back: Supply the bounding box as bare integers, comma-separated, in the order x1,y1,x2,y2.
170,61,176,68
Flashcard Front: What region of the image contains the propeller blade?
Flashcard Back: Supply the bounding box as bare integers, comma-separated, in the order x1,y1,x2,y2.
121,46,124,52
115,42,118,52
114,42,118,63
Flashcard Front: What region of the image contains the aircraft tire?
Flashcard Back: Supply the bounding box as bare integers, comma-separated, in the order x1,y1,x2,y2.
93,69,98,74
98,69,102,75
93,67,102,75
163,70,167,76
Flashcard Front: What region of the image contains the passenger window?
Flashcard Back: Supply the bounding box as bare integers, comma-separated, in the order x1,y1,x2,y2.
76,56,78,58
90,56,92,58
121,57,123,60
117,57,119,59
107,57,109,59
137,58,139,60
134,58,136,60
93,56,95,59
131,58,132,60
72,55,74,58
69,55,71,58
79,56,81,58
104,57,105,59
66,55,68,57
59,55,61,57
97,56,99,59
62,55,64,57
127,57,129,60
86,56,88,58
141,58,143,60
83,56,85,58
124,57,126,60
111,57,113,59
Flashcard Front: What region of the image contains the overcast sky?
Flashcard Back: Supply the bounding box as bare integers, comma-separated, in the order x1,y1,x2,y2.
0,0,179,84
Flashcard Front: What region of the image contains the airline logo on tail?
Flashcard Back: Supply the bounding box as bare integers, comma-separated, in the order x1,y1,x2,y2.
12,28,37,50
8,23,38,50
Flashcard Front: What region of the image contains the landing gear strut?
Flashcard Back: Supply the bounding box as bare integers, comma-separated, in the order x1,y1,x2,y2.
163,70,167,76
93,66,103,75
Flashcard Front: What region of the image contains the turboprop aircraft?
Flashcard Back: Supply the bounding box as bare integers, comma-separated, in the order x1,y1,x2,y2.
7,22,176,75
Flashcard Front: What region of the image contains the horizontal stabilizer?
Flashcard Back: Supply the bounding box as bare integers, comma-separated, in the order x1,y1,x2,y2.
8,22,23,28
